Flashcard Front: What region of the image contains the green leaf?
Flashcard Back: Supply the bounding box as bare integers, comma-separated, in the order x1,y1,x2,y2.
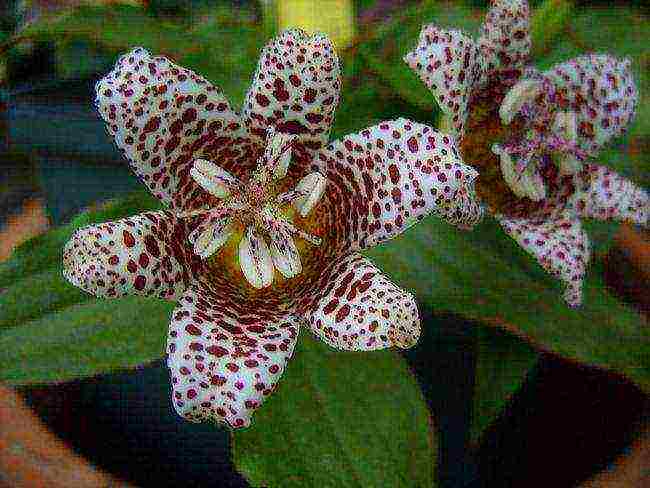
233,333,436,487
530,0,573,58
21,4,265,108
331,66,438,139
366,217,650,392
0,190,160,288
356,1,482,111
0,296,173,384
470,326,539,444
0,269,89,332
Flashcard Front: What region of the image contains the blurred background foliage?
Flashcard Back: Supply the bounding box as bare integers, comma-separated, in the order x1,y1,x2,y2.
0,0,648,487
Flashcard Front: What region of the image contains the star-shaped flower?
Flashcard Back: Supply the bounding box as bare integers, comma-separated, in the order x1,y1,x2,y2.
405,0,648,307
63,30,482,428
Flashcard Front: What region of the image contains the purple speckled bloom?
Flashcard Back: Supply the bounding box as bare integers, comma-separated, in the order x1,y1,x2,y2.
405,0,648,307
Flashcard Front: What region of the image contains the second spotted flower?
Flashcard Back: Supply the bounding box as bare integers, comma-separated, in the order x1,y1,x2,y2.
405,0,648,307
63,29,482,428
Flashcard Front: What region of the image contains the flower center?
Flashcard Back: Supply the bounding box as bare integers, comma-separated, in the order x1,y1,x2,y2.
460,77,583,215
178,129,327,290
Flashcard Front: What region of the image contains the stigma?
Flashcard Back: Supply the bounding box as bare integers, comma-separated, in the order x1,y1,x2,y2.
178,129,326,289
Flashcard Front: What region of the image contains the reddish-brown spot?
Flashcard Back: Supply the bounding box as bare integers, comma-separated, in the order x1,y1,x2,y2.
303,88,317,103
144,235,161,258
323,299,339,315
335,304,351,323
255,93,270,107
305,113,324,124
407,136,419,153
182,108,197,123
143,116,161,134
272,79,290,102
123,230,136,248
134,275,146,290
388,164,400,185
185,324,202,336
206,345,228,357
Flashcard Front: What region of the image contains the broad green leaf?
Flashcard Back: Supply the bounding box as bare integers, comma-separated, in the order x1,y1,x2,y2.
0,190,160,288
0,296,173,384
470,326,539,445
233,333,436,487
366,217,649,392
0,269,89,332
331,69,437,139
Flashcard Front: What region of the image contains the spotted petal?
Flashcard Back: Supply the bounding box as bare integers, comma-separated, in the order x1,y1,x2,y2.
404,27,482,139
543,54,638,157
167,281,300,429
242,29,341,151
315,119,483,251
63,211,202,300
298,253,420,351
477,0,531,86
498,213,590,307
569,163,649,227
96,47,258,211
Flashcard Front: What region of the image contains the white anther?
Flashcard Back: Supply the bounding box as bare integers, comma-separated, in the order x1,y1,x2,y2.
191,219,233,259
499,79,542,125
553,111,582,176
293,172,327,217
239,226,274,289
190,159,240,198
493,144,546,202
264,130,297,180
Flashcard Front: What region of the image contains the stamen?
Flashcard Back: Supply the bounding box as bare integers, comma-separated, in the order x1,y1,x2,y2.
190,159,241,198
552,111,583,176
277,188,307,205
184,132,326,288
499,79,542,125
239,226,274,289
292,172,327,217
263,129,297,180
190,215,234,259
267,224,302,279
175,208,214,219
493,144,546,202
278,219,323,246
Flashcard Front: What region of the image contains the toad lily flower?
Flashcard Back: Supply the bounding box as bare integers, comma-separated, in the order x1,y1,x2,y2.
405,0,648,307
63,29,482,428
